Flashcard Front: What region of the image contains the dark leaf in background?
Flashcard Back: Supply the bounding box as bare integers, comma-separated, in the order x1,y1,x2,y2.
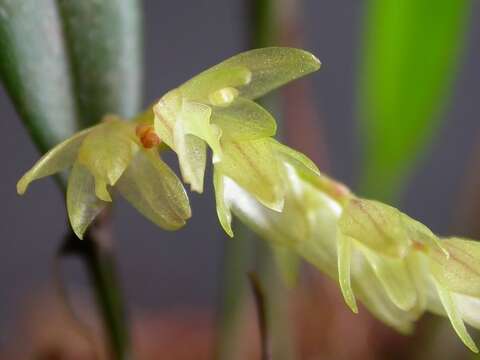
56,0,143,124
358,0,471,200
0,0,79,152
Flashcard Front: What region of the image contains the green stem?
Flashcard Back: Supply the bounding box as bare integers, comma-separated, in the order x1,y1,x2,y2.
215,222,255,359
249,272,272,360
60,211,130,360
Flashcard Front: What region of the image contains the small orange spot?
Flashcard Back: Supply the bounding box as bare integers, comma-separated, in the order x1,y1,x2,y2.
412,241,426,252
136,124,160,149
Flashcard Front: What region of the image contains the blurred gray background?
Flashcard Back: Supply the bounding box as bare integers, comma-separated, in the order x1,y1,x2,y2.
1,0,479,344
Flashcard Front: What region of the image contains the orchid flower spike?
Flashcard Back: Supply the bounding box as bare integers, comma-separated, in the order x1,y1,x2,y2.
218,137,480,353
153,47,321,231
17,115,191,239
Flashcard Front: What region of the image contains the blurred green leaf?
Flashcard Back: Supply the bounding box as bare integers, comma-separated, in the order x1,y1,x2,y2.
0,1,143,359
56,0,143,123
0,0,79,152
359,0,471,200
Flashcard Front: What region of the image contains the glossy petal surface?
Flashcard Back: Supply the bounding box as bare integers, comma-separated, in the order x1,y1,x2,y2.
116,149,191,230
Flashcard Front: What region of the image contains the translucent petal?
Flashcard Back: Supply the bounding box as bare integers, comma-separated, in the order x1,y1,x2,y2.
154,89,181,149
434,280,478,353
116,149,191,230
179,47,321,101
360,246,418,311
401,214,448,257
429,238,480,298
67,162,108,239
456,293,480,330
268,139,320,176
180,101,222,159
77,118,138,187
211,98,276,141
339,198,411,257
351,252,418,333
94,178,112,202
180,66,252,103
338,232,358,313
217,138,285,211
406,253,428,316
17,126,96,194
213,168,233,237
174,120,207,193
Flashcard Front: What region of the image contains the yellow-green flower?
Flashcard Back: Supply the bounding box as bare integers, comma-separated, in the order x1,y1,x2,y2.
17,115,191,239
218,138,480,352
153,47,321,218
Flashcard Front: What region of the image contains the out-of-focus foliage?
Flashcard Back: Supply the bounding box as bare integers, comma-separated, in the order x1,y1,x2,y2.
0,0,78,151
56,0,143,123
0,0,142,151
359,0,471,200
1,1,143,359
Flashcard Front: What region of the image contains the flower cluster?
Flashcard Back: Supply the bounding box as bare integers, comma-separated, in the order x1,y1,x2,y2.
17,47,480,352
224,145,480,352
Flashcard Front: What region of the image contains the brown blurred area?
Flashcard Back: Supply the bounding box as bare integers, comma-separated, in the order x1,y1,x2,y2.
0,270,420,360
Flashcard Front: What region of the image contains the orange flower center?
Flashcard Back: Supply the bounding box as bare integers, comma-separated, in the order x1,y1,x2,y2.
136,124,161,149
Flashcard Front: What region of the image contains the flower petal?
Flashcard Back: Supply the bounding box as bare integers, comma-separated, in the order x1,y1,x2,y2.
351,252,417,334
211,98,276,141
179,47,320,101
269,139,320,176
401,214,448,257
17,126,96,194
339,198,412,257
213,168,233,237
337,232,358,313
174,121,207,193
154,89,181,149
180,66,252,104
434,280,479,353
77,118,138,187
67,162,108,239
429,238,480,298
116,149,191,230
217,138,285,211
180,101,222,159
360,246,418,311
